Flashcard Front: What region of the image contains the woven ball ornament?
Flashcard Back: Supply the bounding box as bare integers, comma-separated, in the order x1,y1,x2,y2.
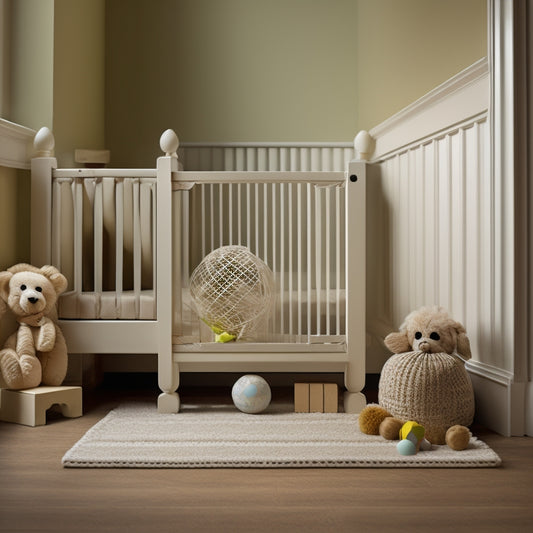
378,351,475,445
189,246,274,342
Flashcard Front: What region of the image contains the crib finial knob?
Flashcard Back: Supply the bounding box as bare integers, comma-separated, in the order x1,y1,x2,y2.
34,127,55,157
354,130,373,161
160,129,179,158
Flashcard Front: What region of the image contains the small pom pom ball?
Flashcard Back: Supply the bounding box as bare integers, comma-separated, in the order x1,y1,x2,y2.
445,425,471,451
358,405,392,435
232,374,271,414
397,439,417,456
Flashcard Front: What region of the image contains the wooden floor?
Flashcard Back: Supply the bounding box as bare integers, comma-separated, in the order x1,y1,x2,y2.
1,375,532,533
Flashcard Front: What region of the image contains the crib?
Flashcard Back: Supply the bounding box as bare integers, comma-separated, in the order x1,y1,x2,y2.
30,127,367,413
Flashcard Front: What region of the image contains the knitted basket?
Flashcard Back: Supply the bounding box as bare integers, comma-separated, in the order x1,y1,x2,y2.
378,351,475,444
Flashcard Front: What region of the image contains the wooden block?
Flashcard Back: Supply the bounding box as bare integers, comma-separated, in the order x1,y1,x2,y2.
294,383,310,412
309,383,324,412
323,383,338,413
0,386,83,427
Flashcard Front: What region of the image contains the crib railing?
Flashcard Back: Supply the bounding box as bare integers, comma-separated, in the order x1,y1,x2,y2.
173,172,349,345
30,127,176,359
51,171,157,319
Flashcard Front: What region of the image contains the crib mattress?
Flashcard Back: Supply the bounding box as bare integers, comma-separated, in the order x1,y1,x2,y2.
59,290,155,320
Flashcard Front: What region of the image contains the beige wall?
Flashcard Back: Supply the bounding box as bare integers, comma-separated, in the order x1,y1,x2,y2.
356,0,487,130
1,0,487,271
7,0,106,165
0,166,30,270
105,0,486,166
9,0,54,130
53,0,106,167
0,0,105,277
105,0,359,166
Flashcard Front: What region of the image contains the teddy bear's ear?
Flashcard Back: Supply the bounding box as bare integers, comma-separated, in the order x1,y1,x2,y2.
40,265,68,295
456,332,472,360
0,271,13,302
384,331,412,354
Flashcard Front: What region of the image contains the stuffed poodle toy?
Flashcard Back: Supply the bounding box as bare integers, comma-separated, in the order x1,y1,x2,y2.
359,306,475,451
0,264,68,390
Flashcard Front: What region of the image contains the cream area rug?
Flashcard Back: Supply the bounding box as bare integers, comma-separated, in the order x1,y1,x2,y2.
62,402,502,468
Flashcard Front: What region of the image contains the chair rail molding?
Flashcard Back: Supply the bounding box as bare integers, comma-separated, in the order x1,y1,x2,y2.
369,58,489,163
0,118,36,169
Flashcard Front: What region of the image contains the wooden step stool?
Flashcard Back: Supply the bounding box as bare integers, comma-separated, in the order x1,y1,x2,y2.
0,386,82,426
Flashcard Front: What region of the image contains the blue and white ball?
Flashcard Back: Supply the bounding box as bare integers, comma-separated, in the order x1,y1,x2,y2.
232,374,271,414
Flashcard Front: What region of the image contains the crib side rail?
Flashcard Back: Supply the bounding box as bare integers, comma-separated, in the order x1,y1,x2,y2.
173,170,345,188
30,127,176,324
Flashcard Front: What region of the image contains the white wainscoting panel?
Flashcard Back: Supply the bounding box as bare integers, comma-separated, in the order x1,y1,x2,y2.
366,115,493,373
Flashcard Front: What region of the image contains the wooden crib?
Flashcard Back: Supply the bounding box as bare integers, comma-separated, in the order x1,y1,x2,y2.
30,127,367,413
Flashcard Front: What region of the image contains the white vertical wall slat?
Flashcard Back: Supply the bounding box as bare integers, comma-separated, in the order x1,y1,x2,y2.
368,116,490,373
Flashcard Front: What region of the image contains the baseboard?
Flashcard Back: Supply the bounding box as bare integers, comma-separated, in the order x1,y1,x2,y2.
467,360,529,436
526,380,533,437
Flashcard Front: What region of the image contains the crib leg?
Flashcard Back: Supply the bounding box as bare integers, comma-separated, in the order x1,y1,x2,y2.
343,361,366,413
158,392,180,413
343,391,366,414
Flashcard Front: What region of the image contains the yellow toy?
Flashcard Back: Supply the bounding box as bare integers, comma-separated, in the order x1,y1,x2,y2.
396,421,432,455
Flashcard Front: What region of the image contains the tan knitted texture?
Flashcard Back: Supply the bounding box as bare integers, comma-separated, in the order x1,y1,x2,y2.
378,351,475,444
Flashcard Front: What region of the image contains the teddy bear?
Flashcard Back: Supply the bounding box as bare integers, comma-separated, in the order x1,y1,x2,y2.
0,263,68,390
359,306,475,451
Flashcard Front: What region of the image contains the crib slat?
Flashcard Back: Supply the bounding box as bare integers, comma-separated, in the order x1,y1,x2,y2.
237,183,242,245
246,183,251,249
315,187,322,336
201,184,206,258
271,183,277,333
297,183,303,339
255,184,260,256
72,179,83,295
94,179,104,300
51,180,62,269
335,183,342,335
326,186,331,336
115,179,124,316
219,184,223,247
209,184,215,252
279,183,285,338
133,179,142,318
151,182,157,296
307,183,312,342
263,183,268,264
288,183,294,340
181,190,190,286
228,183,233,244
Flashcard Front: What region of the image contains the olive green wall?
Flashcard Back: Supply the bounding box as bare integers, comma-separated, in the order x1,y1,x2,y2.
0,166,29,270
53,0,106,166
357,0,487,129
105,0,487,166
9,0,54,129
0,0,105,277
1,0,487,274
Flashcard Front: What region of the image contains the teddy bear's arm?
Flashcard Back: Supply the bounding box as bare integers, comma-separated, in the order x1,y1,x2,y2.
16,324,36,357
36,317,56,352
